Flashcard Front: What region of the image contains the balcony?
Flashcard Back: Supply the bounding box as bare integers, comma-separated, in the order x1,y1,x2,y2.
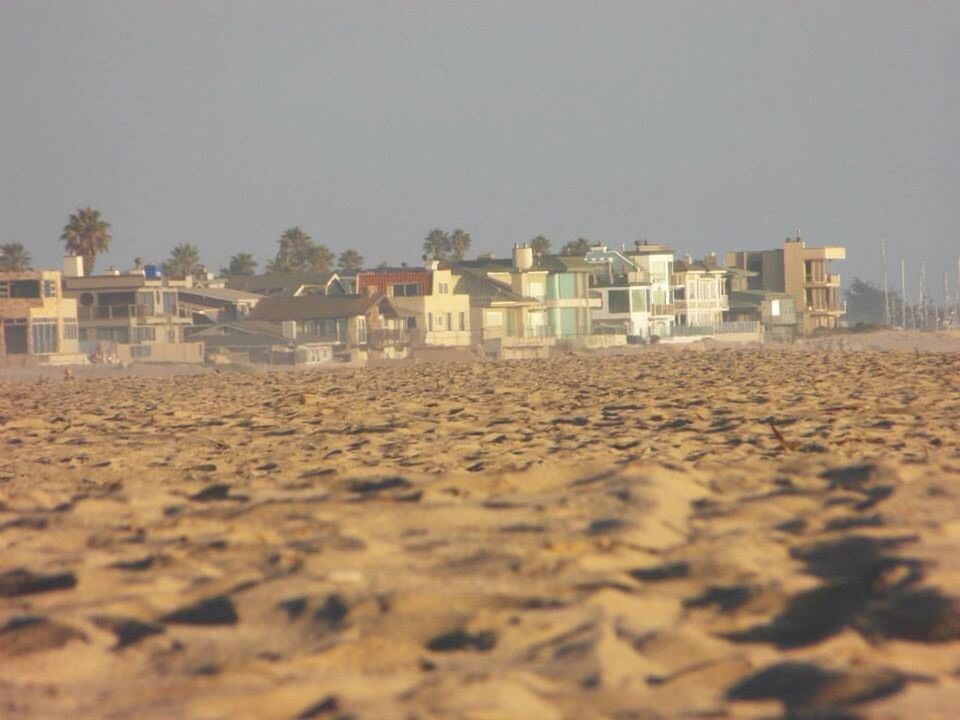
77,304,192,322
804,273,840,286
366,328,409,349
649,303,676,316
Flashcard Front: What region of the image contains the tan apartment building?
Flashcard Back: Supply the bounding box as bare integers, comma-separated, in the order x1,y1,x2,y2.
0,270,82,363
61,258,202,363
726,234,846,333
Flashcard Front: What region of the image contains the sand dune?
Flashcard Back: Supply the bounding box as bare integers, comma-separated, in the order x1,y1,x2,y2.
2,348,960,719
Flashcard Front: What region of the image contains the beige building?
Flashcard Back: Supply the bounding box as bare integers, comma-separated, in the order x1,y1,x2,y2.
0,270,82,362
61,258,203,363
355,265,472,347
726,234,846,333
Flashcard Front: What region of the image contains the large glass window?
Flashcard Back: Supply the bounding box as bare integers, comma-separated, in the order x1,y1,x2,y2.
31,320,59,354
608,290,630,314
63,320,79,340
392,283,420,297
631,289,647,312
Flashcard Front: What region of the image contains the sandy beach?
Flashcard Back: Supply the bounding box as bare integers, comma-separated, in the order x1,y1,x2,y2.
2,346,960,719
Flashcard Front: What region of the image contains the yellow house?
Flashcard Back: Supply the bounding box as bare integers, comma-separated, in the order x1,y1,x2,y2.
0,270,82,362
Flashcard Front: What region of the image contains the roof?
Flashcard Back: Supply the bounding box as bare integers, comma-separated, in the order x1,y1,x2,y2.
249,293,385,322
674,260,725,273
187,321,293,349
452,267,536,304
179,287,264,303
226,272,342,296
537,255,595,273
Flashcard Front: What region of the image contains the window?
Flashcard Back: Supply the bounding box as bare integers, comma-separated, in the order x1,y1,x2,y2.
392,283,420,297
63,320,79,340
43,280,57,298
770,300,781,317
608,290,630,314
438,282,449,294
631,289,647,312
428,313,433,331
132,326,156,343
405,317,417,329
446,313,452,330
458,312,465,331
31,320,59,354
10,280,41,299
357,317,367,343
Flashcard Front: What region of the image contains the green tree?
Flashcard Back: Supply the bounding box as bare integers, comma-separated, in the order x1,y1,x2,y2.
267,227,334,273
0,243,32,272
162,243,202,279
530,235,551,256
422,228,450,261
560,237,592,256
221,252,258,276
61,207,112,275
449,229,472,261
337,249,364,272
844,277,894,326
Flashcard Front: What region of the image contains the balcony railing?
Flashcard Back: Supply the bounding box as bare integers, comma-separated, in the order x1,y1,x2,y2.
649,303,676,316
805,273,840,286
366,328,409,348
77,304,191,321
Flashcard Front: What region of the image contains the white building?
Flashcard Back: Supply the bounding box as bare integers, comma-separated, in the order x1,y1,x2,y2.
673,255,729,329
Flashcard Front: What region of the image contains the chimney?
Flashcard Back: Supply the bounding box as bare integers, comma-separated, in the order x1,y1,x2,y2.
63,255,84,278
512,244,534,271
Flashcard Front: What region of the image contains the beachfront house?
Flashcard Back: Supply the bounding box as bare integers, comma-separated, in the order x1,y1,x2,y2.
355,263,472,347
726,233,846,334
247,293,406,361
178,286,264,324
61,258,203,364
0,269,84,364
624,241,677,339
725,267,799,342
672,255,729,330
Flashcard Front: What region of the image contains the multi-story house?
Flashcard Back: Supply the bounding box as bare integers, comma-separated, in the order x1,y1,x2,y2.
672,255,729,330
0,269,82,363
725,233,846,334
624,241,677,338
582,245,652,338
61,257,202,363
355,264,471,347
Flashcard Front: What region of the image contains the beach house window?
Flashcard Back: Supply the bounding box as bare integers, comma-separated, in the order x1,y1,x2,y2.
393,283,420,297
458,312,466,330
428,313,433,331
631,289,647,312
9,280,41,299
357,317,367,343
608,290,630,314
31,320,59,354
771,299,781,317
133,326,157,343
43,280,57,298
438,282,449,294
63,320,78,340
446,313,452,330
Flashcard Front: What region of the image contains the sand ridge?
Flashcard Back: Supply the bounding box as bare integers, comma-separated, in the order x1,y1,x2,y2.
2,349,960,718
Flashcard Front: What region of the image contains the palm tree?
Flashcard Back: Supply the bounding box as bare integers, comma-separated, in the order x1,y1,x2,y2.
423,228,450,261
162,243,202,279
61,207,112,275
222,252,258,276
0,243,32,272
449,229,472,261
530,235,551,256
337,249,364,272
561,237,592,256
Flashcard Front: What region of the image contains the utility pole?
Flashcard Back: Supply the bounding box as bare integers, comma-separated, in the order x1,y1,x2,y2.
900,257,908,328
880,239,891,326
942,271,950,330
919,261,927,330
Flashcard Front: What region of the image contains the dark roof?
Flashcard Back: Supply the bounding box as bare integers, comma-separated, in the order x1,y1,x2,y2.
226,272,341,296
452,267,535,304
187,321,292,349
179,287,264,303
249,294,384,322
537,255,595,273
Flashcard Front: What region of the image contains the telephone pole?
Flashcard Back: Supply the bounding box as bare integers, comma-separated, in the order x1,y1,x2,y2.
900,257,908,328
919,261,927,330
880,239,891,326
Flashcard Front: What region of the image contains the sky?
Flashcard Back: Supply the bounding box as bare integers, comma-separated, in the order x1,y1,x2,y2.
2,1,958,294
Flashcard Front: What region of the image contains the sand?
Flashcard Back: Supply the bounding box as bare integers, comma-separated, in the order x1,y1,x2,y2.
2,347,960,719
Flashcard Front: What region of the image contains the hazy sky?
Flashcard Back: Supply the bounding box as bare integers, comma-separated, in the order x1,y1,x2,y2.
2,1,957,291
